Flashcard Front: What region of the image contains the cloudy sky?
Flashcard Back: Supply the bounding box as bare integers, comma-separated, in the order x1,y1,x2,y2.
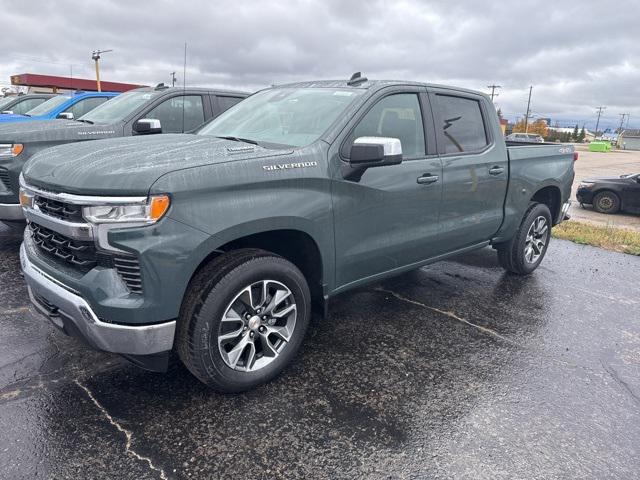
2,0,639,130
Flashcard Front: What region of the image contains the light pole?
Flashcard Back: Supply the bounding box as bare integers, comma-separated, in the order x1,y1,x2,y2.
524,86,533,133
91,49,113,92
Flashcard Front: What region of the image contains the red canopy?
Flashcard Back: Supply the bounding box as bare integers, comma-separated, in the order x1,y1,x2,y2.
10,73,145,93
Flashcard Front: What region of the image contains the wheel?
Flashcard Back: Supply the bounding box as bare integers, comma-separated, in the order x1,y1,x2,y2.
497,203,552,275
176,249,311,392
592,190,620,214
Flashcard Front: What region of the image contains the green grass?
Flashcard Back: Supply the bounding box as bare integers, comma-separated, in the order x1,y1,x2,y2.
552,221,640,256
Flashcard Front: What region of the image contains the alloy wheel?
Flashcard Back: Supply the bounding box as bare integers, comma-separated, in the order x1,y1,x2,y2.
217,280,297,372
524,216,549,264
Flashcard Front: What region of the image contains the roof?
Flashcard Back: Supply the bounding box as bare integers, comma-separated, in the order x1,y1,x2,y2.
621,129,640,138
10,73,145,93
276,79,487,97
132,86,250,96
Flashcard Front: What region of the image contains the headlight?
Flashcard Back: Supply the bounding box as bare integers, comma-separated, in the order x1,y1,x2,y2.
579,182,595,188
0,143,24,157
83,194,170,225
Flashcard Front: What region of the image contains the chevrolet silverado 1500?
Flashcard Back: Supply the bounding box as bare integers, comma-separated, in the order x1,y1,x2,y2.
19,74,574,392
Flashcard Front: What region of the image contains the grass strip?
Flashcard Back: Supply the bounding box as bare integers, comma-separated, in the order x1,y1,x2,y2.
552,220,640,256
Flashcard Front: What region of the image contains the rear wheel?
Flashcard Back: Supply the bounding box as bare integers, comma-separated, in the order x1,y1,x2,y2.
592,190,620,214
497,203,552,275
176,249,311,392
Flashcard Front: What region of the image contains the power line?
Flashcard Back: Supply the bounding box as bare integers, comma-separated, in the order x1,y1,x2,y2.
487,84,501,101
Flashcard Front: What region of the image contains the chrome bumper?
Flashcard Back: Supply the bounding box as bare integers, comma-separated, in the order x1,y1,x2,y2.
0,202,24,221
20,243,175,355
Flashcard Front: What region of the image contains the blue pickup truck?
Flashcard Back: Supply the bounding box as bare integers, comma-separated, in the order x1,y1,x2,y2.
0,91,118,123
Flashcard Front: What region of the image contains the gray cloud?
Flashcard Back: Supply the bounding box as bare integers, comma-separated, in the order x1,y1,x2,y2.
1,0,639,129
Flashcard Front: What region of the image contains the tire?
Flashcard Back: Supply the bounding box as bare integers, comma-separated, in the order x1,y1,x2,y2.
592,190,620,214
497,203,552,275
176,249,311,392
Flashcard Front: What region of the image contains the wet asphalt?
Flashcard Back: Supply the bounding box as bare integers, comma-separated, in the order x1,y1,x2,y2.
0,221,639,480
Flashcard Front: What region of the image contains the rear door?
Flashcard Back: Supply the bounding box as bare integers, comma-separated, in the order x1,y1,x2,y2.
430,89,508,251
332,87,443,288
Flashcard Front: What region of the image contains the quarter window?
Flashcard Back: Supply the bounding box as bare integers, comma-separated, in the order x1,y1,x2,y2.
145,95,205,133
433,95,488,154
350,93,426,157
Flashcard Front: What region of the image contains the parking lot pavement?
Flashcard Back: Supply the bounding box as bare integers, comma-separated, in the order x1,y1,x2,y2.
571,146,640,231
1,222,639,480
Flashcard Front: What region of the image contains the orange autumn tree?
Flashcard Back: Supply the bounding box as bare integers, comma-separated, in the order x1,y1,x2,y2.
512,119,548,137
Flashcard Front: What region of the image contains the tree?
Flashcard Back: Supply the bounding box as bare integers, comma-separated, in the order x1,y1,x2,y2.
572,124,579,141
577,126,586,143
496,108,503,119
513,118,548,137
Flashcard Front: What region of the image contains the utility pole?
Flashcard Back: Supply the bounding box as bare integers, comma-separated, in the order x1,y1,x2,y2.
618,113,627,133
594,106,606,139
91,49,113,92
170,71,177,87
487,84,502,102
524,86,533,133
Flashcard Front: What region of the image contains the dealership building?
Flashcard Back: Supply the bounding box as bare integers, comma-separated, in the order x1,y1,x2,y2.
7,73,144,94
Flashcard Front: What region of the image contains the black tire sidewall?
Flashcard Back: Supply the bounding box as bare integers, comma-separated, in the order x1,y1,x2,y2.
513,203,552,274
188,256,310,391
593,191,620,214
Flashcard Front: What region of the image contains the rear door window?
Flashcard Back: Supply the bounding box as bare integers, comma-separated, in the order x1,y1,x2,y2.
12,98,47,115
145,95,205,133
66,97,110,118
433,95,489,154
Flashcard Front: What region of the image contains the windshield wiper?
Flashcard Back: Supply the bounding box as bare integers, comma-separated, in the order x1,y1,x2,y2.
215,135,258,145
76,119,94,124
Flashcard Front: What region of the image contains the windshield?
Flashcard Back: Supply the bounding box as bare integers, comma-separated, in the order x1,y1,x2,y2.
0,97,16,110
24,95,70,116
199,87,364,147
80,90,162,123
621,173,640,179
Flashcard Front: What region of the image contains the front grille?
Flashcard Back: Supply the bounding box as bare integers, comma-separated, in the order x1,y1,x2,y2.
113,257,143,294
34,195,84,222
30,223,98,271
0,168,11,190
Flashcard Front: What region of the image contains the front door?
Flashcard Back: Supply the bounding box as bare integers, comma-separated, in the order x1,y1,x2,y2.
430,90,508,251
332,90,443,289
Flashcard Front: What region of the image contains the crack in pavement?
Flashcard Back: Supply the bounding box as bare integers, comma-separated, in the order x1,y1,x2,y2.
375,287,515,345
74,379,169,480
601,360,640,408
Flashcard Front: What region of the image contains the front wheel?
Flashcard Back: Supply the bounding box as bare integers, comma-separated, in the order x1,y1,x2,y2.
592,191,620,214
497,203,552,275
176,249,311,392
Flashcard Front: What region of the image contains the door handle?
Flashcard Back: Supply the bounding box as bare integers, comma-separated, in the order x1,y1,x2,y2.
489,166,505,175
417,174,439,185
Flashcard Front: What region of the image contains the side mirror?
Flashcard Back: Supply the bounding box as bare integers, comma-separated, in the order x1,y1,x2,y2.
1,110,13,115
57,112,74,120
349,137,402,167
133,118,162,135
343,137,403,182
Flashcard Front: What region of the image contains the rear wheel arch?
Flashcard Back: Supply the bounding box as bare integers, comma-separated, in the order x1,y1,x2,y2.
531,185,561,224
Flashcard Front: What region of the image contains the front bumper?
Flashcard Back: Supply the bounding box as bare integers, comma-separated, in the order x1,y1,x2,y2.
0,202,24,220
20,243,176,355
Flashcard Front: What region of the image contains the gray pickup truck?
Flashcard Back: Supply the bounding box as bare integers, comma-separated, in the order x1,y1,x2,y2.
0,85,248,221
19,75,574,392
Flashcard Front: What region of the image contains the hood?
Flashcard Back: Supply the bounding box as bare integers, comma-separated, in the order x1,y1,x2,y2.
0,113,33,123
23,134,293,196
0,119,120,144
581,175,633,184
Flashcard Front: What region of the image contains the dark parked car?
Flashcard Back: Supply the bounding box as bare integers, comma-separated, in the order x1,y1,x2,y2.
576,173,640,214
0,93,56,115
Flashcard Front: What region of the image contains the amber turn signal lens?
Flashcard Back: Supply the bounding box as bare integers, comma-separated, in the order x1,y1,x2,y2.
149,195,170,221
12,144,23,156
19,188,33,207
